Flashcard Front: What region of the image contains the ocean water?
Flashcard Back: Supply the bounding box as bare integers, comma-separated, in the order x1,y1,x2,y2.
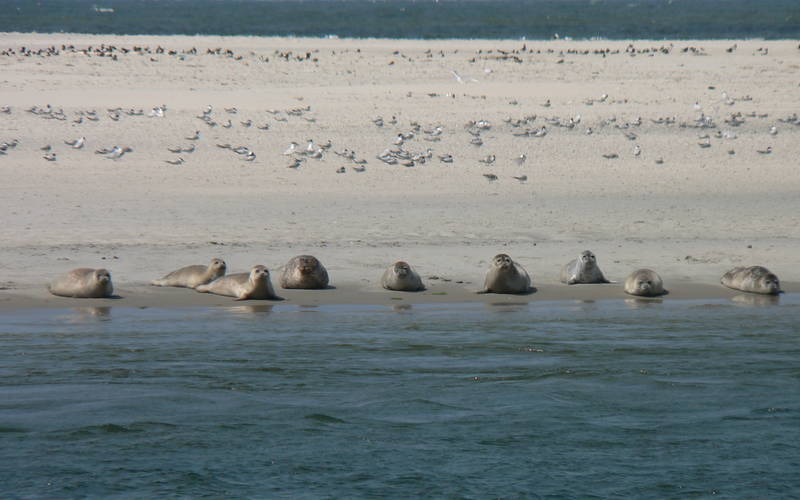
1,297,799,498
0,0,799,40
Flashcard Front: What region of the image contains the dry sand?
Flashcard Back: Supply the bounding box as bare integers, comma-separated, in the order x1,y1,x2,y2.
0,34,797,310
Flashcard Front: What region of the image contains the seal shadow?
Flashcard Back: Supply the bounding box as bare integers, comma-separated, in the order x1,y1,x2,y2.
730,293,781,307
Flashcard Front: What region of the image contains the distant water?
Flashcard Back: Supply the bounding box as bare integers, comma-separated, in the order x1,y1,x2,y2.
1,298,799,498
0,0,799,40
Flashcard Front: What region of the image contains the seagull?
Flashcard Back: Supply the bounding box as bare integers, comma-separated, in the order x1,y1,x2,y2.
633,144,641,157
257,123,270,130
43,152,57,162
513,153,527,165
352,165,366,172
336,166,346,173
479,154,496,165
283,142,298,155
287,157,303,169
166,157,184,165
217,143,232,149
108,146,132,160
450,70,477,84
181,145,195,153
757,146,772,155
186,131,200,141
698,138,711,148
167,146,182,153
439,154,454,163
769,126,778,135
483,173,498,181
244,151,256,161
512,175,527,182
65,137,85,149
602,153,619,159
222,119,232,128
241,120,252,128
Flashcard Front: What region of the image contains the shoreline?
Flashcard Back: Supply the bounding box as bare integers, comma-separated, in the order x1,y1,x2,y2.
2,281,797,313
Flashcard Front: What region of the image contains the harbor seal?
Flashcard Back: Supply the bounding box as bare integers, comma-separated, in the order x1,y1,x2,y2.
279,255,329,289
721,266,781,295
151,258,226,288
624,269,665,297
477,254,532,294
195,265,280,300
560,250,609,284
382,261,425,291
48,268,114,298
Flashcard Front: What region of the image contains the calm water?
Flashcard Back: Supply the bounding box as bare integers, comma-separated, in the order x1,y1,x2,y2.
1,297,799,498
1,0,799,40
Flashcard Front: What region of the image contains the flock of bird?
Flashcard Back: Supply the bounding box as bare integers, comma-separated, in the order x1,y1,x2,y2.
0,94,795,182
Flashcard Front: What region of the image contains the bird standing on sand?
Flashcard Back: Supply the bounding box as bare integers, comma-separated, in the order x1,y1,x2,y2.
65,137,85,149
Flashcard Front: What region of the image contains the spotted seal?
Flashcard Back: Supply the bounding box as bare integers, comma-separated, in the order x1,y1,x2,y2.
721,266,781,295
477,254,532,294
48,268,114,298
623,269,665,297
560,250,609,284
381,261,425,291
151,258,227,288
279,255,329,289
195,265,280,300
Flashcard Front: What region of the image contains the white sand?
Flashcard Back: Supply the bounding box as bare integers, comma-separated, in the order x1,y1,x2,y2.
0,34,797,308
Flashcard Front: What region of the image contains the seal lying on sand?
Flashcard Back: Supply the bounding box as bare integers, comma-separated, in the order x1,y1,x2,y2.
477,254,532,294
48,268,114,298
151,258,227,288
560,250,609,284
721,266,781,295
279,255,329,289
382,261,425,291
196,265,279,300
624,269,665,297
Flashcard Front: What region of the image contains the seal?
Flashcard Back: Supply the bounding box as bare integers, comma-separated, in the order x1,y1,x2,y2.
721,266,781,295
624,269,665,297
477,254,532,294
560,250,609,284
381,261,425,291
195,265,280,300
48,268,114,298
151,258,227,288
279,255,329,289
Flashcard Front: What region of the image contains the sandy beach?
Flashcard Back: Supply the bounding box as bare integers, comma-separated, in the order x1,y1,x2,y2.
0,34,797,310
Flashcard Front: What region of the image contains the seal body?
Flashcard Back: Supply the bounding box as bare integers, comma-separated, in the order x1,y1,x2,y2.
151,258,226,288
721,266,781,295
195,265,279,300
560,250,609,284
478,254,531,294
382,261,425,291
48,268,113,298
279,255,329,289
624,269,665,297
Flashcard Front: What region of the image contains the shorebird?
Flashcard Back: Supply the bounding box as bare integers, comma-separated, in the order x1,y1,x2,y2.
108,146,132,160
633,144,641,157
698,138,711,148
241,120,252,128
479,154,496,165
757,146,772,155
40,144,51,151
222,119,232,128
602,153,619,159
513,153,527,165
167,146,182,153
336,166,346,173
483,173,498,181
217,143,232,149
287,157,303,169
654,158,664,164
283,142,298,155
43,152,57,162
257,123,270,130
65,137,85,149
243,151,256,161
439,154,454,163
512,175,527,183
533,126,547,137
769,126,778,136
166,157,184,165
470,137,483,147
186,131,200,141
352,165,366,172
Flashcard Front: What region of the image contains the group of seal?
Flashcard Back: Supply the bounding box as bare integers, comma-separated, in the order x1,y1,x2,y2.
46,252,783,300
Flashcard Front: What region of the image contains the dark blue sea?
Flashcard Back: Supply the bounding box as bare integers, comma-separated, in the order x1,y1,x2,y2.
0,0,799,39
1,298,799,498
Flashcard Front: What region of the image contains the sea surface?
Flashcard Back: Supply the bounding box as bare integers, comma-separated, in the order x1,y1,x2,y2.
0,0,799,40
1,297,799,498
